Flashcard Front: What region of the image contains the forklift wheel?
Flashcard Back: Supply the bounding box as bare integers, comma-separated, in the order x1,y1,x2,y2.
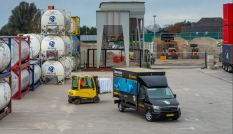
94,96,100,103
74,99,80,105
68,98,72,103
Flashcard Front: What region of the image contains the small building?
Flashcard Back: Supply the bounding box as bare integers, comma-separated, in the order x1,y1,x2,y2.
80,35,97,44
181,18,223,33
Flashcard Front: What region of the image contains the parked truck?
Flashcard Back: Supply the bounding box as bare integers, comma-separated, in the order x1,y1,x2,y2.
113,68,181,121
222,44,233,73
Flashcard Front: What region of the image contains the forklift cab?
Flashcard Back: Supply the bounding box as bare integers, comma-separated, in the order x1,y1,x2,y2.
68,76,100,105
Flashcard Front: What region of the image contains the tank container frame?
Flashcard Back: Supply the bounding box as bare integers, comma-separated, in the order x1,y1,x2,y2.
0,37,11,79
30,60,42,91
0,74,12,120
9,36,30,100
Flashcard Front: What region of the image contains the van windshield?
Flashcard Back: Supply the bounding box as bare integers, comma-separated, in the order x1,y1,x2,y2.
146,87,174,99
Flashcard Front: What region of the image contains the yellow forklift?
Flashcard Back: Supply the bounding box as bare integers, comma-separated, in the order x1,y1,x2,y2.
68,75,100,105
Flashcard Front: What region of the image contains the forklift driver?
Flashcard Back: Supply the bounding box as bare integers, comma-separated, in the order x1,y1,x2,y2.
81,78,88,88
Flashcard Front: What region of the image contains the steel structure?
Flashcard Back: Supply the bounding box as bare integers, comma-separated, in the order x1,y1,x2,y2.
30,60,41,91
10,36,30,99
96,2,145,68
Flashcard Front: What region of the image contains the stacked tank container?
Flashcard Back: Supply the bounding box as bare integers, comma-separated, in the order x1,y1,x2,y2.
69,16,81,71
6,36,30,99
21,34,44,91
0,37,12,119
40,6,73,84
222,3,233,73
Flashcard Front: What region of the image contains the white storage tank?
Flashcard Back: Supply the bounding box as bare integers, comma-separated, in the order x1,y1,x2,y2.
72,55,81,70
59,57,71,77
11,69,29,96
0,81,11,111
71,17,80,34
41,10,71,33
66,56,74,71
42,60,64,84
41,36,71,58
23,34,43,59
60,36,72,55
30,64,41,85
0,39,10,73
3,38,29,67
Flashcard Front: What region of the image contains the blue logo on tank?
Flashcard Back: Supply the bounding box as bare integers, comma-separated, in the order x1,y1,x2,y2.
49,41,55,47
49,16,56,22
48,66,55,72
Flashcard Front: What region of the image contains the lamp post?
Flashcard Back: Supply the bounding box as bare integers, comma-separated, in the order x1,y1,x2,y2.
153,15,157,61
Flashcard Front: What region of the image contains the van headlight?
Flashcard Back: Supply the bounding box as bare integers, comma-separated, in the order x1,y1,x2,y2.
153,106,161,110
177,105,180,110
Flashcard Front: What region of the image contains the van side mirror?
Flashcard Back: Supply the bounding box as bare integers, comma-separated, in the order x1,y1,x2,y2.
173,94,176,98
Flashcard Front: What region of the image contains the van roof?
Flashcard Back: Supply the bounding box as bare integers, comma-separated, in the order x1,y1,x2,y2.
115,68,164,73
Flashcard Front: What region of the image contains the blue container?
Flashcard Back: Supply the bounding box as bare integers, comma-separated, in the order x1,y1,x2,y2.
222,44,233,64
0,37,11,79
30,60,42,91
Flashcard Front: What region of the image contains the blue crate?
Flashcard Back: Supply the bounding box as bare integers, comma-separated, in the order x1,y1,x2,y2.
0,37,11,79
30,60,41,91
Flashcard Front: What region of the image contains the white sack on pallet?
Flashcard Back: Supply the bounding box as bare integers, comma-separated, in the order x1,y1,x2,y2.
98,78,112,93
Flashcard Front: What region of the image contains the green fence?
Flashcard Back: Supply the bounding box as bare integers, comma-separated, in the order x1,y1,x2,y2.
144,32,223,42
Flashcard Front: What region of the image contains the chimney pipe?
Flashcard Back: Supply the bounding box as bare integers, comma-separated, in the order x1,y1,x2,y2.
48,5,54,10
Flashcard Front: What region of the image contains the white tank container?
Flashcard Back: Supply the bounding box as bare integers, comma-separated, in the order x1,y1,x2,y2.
0,40,10,72
71,17,80,34
41,36,71,58
23,34,42,59
60,36,72,55
72,55,81,69
30,64,41,85
0,81,11,111
11,69,29,96
41,10,71,33
66,56,74,70
42,60,64,83
59,57,71,77
3,38,29,67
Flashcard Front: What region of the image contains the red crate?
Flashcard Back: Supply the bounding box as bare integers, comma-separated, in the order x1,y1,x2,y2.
3,36,30,99
113,56,121,62
223,26,233,44
0,75,12,120
223,3,233,26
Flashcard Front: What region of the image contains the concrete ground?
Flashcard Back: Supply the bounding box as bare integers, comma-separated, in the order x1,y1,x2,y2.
0,69,232,134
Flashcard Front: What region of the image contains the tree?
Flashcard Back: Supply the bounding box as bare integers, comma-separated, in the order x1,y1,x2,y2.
88,26,97,35
167,23,182,33
178,20,196,27
7,1,41,35
80,25,90,35
159,24,171,31
80,25,97,35
145,23,160,33
0,24,9,36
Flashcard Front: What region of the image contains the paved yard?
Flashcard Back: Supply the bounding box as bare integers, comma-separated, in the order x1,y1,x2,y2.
0,69,232,134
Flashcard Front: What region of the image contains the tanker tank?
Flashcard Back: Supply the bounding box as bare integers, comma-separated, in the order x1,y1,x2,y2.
0,39,10,73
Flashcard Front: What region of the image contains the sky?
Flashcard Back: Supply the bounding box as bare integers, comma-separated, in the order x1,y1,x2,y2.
0,0,232,29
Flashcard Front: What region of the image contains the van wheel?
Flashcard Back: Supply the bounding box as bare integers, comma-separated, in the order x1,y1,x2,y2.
94,96,100,103
74,99,80,105
118,102,124,112
145,111,154,122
